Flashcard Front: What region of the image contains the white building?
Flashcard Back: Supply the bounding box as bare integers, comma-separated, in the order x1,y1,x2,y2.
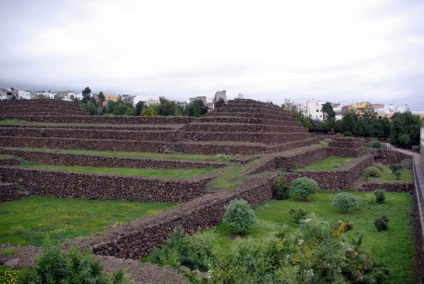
133,95,160,106
16,90,31,100
306,99,326,121
332,101,349,120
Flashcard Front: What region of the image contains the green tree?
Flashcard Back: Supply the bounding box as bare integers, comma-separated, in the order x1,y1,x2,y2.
321,102,336,121
142,107,157,116
282,98,313,129
184,100,208,117
390,111,422,148
214,97,225,109
103,98,135,115
81,86,92,103
222,199,256,234
155,98,178,116
98,91,105,107
135,101,145,116
332,192,358,213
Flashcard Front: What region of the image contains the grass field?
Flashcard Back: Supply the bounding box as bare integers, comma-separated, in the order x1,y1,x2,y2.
361,163,414,183
196,191,416,283
0,196,177,246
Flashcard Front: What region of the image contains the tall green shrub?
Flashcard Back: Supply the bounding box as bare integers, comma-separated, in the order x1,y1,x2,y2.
273,175,289,200
291,177,318,200
222,199,256,234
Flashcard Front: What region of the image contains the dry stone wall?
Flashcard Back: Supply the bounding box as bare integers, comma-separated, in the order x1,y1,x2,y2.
0,148,227,169
0,183,23,202
357,182,414,193
280,154,374,189
0,166,214,202
76,173,278,259
373,149,411,164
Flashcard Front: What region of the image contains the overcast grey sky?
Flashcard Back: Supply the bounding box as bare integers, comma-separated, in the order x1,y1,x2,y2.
0,0,423,109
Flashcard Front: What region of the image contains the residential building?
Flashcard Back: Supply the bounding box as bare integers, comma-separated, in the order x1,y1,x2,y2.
133,95,160,106
305,99,326,121
214,90,227,103
189,96,207,105
0,88,13,100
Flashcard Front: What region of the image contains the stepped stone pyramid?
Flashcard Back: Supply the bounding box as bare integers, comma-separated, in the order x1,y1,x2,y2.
174,99,317,154
0,99,87,116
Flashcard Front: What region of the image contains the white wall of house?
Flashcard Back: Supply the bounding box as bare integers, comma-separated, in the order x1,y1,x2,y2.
133,95,160,106
306,100,326,121
17,90,31,100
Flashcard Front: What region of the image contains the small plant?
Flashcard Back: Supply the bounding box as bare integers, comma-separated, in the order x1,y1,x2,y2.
289,208,308,224
374,190,386,204
17,238,125,284
374,216,389,231
273,175,289,200
332,192,358,213
291,177,318,201
367,141,382,148
364,166,381,178
222,199,256,234
331,163,342,169
343,131,352,137
373,163,385,172
0,247,18,256
390,164,402,180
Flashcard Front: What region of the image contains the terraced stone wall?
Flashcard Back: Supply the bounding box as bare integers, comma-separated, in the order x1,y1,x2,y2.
373,149,411,164
0,137,169,153
78,173,277,259
281,154,374,189
0,149,227,169
0,166,214,202
357,182,414,193
0,183,22,202
0,115,194,125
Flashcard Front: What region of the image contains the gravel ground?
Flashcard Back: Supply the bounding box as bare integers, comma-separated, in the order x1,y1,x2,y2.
0,244,187,284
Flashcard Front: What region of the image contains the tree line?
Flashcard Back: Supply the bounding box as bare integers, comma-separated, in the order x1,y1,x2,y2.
282,99,423,148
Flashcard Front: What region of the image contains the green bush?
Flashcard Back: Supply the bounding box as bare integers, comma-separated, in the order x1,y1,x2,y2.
364,166,381,178
291,177,318,200
17,239,124,284
373,163,385,172
149,228,214,272
367,141,382,148
289,208,308,224
374,216,389,231
222,199,256,234
343,131,352,137
390,164,402,180
374,190,386,204
273,175,289,200
332,192,358,213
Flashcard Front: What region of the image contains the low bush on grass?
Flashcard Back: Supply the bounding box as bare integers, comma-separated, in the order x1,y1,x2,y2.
291,177,318,201
389,164,402,180
364,166,382,178
273,175,289,200
343,131,353,137
332,192,358,213
18,239,126,284
288,207,308,224
374,216,390,231
374,190,386,204
222,199,256,234
373,163,385,172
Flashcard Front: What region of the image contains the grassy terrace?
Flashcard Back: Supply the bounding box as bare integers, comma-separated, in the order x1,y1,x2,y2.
360,163,414,183
295,156,355,171
5,147,236,163
0,196,177,246
20,162,217,178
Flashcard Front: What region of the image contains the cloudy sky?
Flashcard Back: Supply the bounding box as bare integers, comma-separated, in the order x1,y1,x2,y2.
1,0,423,109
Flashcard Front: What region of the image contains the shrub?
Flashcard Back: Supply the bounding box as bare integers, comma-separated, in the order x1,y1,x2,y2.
374,190,386,204
374,216,389,231
373,163,385,172
273,175,289,200
289,208,308,224
390,164,402,180
222,199,256,234
17,238,124,284
364,166,381,178
291,177,318,200
343,131,352,137
367,141,382,148
332,192,358,213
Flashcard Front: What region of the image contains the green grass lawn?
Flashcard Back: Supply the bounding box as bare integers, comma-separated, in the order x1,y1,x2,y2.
19,162,216,178
205,191,416,284
0,196,177,246
0,119,26,125
295,156,355,171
